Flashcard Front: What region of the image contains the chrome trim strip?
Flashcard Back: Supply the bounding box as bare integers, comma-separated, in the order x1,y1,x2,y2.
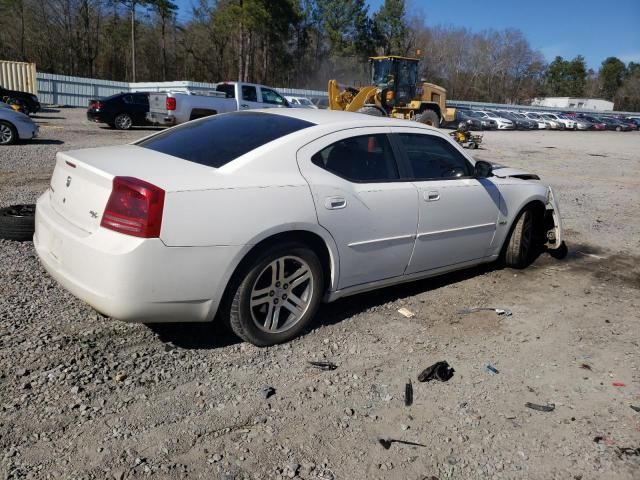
417,222,495,239
348,233,416,248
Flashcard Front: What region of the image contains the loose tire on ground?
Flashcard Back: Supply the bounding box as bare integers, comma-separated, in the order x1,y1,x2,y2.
503,208,535,268
415,110,440,128
227,242,324,346
0,204,36,241
0,120,17,145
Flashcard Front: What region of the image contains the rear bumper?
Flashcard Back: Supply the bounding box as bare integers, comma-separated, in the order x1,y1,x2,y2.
34,191,242,323
86,111,111,124
146,112,176,126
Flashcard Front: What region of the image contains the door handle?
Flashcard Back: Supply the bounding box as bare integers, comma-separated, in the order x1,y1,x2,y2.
324,196,347,210
424,191,440,202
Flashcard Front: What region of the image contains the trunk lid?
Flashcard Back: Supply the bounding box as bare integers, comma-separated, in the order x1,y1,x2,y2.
149,93,168,115
49,145,228,233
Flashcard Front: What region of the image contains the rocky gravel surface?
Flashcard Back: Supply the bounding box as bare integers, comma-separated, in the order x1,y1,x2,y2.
1,109,639,479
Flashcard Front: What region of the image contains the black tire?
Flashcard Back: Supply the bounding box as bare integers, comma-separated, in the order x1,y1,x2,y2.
503,208,535,268
114,113,133,130
0,204,36,241
0,120,17,145
357,106,386,117
416,110,440,128
227,242,324,347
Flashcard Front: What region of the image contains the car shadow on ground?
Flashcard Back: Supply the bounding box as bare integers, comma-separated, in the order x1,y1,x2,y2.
25,139,64,145
147,322,241,350
146,245,587,351
98,126,165,132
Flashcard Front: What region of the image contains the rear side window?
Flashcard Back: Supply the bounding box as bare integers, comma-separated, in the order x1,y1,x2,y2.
137,112,314,168
398,133,472,179
311,134,399,182
134,94,149,105
216,84,235,98
242,85,257,102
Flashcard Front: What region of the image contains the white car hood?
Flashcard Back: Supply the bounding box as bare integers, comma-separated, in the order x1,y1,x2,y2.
490,165,541,181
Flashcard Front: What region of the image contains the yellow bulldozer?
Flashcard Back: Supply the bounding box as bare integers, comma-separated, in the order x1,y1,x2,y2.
328,55,456,128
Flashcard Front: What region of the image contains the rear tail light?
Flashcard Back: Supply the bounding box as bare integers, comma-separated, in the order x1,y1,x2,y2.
90,100,103,110
166,97,176,111
101,177,165,238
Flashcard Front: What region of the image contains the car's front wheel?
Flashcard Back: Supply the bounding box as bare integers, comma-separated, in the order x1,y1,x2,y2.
504,208,536,268
0,121,17,145
228,243,324,346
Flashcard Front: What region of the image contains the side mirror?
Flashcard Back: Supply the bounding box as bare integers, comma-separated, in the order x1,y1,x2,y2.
474,160,493,178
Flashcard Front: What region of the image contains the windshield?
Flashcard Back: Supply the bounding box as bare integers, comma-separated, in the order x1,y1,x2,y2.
468,111,484,118
372,59,394,86
527,113,541,119
299,98,313,106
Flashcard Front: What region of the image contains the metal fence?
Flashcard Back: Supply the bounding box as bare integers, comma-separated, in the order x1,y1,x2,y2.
36,73,327,107
1,61,37,94
34,72,639,116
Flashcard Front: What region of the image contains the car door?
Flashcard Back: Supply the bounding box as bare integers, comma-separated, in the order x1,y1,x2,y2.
390,129,500,275
131,93,149,124
297,128,419,289
238,84,262,110
259,87,288,109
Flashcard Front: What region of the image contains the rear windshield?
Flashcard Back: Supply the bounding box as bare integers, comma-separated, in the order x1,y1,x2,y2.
137,112,314,168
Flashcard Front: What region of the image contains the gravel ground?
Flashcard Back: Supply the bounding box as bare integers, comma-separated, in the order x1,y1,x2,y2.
1,109,639,480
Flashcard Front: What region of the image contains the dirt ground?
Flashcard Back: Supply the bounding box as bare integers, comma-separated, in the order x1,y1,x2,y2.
1,109,639,479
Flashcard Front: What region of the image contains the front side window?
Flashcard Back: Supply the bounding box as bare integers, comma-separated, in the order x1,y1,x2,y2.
397,133,472,180
122,94,134,104
261,88,285,105
242,85,257,102
311,134,399,183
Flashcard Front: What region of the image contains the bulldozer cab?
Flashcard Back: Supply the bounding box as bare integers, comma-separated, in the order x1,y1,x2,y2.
370,56,419,108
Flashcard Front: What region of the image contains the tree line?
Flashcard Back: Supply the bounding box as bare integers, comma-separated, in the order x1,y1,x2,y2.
0,0,638,110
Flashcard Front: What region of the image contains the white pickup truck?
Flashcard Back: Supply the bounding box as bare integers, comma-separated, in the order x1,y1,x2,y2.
146,82,290,126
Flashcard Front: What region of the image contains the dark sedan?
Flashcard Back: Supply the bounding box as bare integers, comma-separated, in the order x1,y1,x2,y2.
598,117,632,131
87,92,150,130
0,86,41,115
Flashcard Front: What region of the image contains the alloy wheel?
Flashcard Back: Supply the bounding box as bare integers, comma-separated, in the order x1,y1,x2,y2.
249,255,314,333
0,123,14,144
115,114,132,130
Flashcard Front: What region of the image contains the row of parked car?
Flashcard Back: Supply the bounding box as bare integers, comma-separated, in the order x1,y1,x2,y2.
452,107,639,132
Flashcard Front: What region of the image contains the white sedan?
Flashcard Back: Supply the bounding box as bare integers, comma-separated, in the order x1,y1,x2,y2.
34,109,564,346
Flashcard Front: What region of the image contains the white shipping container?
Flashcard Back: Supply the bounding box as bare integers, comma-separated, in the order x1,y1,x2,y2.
0,60,37,95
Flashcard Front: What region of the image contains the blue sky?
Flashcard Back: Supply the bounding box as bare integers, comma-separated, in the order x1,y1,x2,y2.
172,0,640,69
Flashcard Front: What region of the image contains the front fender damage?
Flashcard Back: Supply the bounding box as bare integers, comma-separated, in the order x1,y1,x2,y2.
544,187,563,250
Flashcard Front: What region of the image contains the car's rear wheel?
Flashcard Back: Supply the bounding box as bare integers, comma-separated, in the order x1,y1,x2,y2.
504,208,536,268
114,113,133,130
0,121,17,145
228,243,324,346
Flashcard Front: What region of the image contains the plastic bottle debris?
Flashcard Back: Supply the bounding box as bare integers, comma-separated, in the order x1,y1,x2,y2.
397,308,415,318
525,402,555,412
405,381,413,407
612,382,626,387
485,363,499,374
378,438,426,450
307,361,338,371
457,307,512,316
418,361,455,383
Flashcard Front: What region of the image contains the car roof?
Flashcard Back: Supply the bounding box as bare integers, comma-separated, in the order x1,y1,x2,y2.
259,107,437,131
